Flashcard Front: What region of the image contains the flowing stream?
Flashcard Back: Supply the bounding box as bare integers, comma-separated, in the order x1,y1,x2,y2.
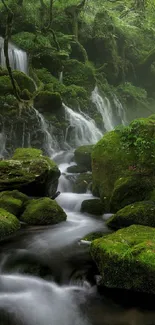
0,52,154,324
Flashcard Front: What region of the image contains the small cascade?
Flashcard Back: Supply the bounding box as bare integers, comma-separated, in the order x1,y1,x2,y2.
91,86,114,132
0,36,28,74
63,103,102,147
33,107,59,157
112,93,127,125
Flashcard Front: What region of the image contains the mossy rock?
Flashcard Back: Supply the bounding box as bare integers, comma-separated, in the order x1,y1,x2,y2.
34,91,63,114
0,148,60,197
92,116,155,208
107,201,155,229
91,225,155,294
67,165,88,173
81,199,105,215
63,59,95,93
74,145,94,171
0,190,29,216
13,71,36,93
0,208,20,241
0,75,20,96
110,175,154,212
21,197,67,225
83,232,104,241
73,173,92,193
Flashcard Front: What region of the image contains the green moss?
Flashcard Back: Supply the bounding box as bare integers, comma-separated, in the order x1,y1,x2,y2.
0,190,29,216
33,91,62,114
81,199,105,215
90,225,155,294
74,145,94,171
0,148,60,197
110,175,154,212
107,201,155,229
83,232,104,241
73,173,92,193
13,71,36,93
0,75,19,96
21,197,67,225
0,208,20,241
12,148,43,160
63,59,95,93
116,82,148,109
92,116,155,208
12,32,52,53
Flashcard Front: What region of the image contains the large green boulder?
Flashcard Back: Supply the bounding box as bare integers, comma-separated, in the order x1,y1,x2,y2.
74,145,94,171
34,91,63,114
91,225,155,294
0,148,60,197
63,59,95,92
21,197,67,225
0,209,20,241
92,116,155,209
13,71,36,93
0,190,29,216
110,176,153,212
107,201,155,229
81,199,105,215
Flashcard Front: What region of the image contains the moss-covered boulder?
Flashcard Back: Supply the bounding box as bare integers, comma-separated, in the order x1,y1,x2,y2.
81,199,105,215
74,145,94,171
110,176,153,212
63,59,95,92
34,91,63,114
0,209,20,241
0,75,20,96
0,190,29,216
107,201,155,229
0,148,60,197
13,71,36,93
73,173,92,193
92,116,155,208
91,225,155,294
21,197,67,225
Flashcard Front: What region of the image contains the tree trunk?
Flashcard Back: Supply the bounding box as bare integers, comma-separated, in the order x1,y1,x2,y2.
1,0,21,101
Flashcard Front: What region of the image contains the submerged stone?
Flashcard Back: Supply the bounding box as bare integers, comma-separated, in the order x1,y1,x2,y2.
81,199,105,215
21,197,67,225
91,225,155,294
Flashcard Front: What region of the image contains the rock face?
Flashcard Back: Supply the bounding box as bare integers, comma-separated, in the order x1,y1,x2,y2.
0,148,60,196
74,145,94,171
0,208,20,240
92,116,155,210
107,201,155,229
91,225,155,294
21,197,67,225
81,199,105,215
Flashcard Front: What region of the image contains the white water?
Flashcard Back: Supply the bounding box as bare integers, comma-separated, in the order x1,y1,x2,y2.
33,107,59,156
0,37,28,74
64,103,102,146
59,71,63,83
91,86,127,131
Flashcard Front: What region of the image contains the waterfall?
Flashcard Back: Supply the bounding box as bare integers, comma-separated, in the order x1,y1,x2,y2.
112,93,127,125
91,86,114,132
33,108,59,157
0,37,28,74
63,103,102,147
91,86,126,131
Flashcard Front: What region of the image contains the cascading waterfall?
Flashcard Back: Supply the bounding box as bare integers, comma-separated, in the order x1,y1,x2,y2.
91,86,127,131
0,36,28,74
64,103,102,147
33,107,59,157
91,86,115,131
